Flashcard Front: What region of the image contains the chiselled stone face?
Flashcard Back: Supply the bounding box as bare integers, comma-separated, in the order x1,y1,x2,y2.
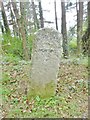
29,28,62,98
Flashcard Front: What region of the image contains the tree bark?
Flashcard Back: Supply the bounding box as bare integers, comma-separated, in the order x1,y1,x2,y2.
54,0,58,30
61,1,68,58
0,22,4,34
81,2,90,55
87,2,90,56
39,1,44,28
88,2,90,30
11,0,30,60
76,1,83,56
31,0,39,29
1,2,10,34
20,2,30,60
9,3,19,36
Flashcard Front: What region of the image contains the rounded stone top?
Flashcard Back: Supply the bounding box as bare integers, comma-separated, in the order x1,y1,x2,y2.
34,27,62,36
34,28,62,46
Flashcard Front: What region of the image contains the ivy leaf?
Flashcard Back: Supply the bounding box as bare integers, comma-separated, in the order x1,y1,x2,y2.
36,96,41,102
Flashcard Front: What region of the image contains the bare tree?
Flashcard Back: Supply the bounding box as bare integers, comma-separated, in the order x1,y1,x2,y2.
61,0,68,58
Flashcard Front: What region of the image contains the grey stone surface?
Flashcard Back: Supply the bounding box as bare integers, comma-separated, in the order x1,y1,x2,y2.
29,28,62,98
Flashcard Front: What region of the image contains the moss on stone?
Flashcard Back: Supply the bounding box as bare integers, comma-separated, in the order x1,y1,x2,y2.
27,81,56,99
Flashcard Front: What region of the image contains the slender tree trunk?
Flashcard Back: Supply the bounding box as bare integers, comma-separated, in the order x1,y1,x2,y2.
39,1,44,28
54,0,58,30
87,2,90,103
9,3,19,36
76,2,79,54
76,1,83,56
31,0,39,29
11,0,29,60
61,1,68,58
1,2,10,34
82,2,90,55
0,22,4,34
20,2,30,60
88,2,90,56
88,2,90,30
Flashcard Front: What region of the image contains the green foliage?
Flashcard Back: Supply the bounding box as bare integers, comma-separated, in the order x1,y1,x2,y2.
3,53,21,64
83,20,88,32
35,96,41,102
69,38,77,49
28,34,35,57
2,72,10,84
80,56,88,66
2,33,35,61
69,38,77,54
2,87,11,96
2,34,23,59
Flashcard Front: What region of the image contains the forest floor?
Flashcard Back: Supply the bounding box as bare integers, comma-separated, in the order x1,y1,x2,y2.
1,57,88,118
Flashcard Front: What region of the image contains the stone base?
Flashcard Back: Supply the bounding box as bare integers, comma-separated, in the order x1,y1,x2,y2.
27,81,56,99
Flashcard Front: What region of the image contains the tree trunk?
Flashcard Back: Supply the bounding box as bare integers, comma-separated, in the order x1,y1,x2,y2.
31,0,39,29
11,0,30,60
88,2,90,31
87,2,90,56
54,0,58,30
1,2,10,34
76,1,83,56
39,1,44,28
9,3,19,36
20,2,30,60
61,1,68,58
82,2,90,55
0,22,4,34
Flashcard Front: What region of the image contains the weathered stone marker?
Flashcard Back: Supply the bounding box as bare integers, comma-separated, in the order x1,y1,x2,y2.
29,28,62,98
